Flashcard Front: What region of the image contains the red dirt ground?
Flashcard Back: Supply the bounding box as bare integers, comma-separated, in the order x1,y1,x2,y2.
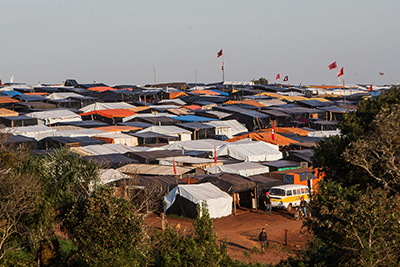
146,207,311,265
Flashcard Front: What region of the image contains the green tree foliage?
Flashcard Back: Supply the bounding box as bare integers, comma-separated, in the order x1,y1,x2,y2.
252,78,268,85
151,203,233,267
0,140,42,262
291,86,400,266
63,187,148,267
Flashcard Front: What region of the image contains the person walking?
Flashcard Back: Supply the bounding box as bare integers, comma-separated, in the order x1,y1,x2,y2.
264,192,272,215
258,228,268,254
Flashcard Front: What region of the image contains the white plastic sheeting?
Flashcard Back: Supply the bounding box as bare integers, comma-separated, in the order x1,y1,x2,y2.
217,141,282,162
136,126,192,141
155,139,226,152
73,143,150,156
46,92,85,100
205,162,269,177
205,119,248,138
93,133,138,146
164,183,232,218
11,125,56,140
80,102,136,112
307,130,340,138
98,169,131,185
26,110,82,125
54,129,110,137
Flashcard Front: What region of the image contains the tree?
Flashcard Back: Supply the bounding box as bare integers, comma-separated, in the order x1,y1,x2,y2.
292,86,400,266
151,203,233,267
252,78,268,85
0,144,42,261
63,187,149,266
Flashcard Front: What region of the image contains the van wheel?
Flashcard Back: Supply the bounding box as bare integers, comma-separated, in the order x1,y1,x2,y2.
287,204,292,212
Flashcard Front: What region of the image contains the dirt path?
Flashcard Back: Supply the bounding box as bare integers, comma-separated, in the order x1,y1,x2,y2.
146,208,311,265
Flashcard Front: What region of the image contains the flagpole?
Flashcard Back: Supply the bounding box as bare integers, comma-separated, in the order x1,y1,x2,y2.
337,68,341,85
222,54,225,85
343,78,346,106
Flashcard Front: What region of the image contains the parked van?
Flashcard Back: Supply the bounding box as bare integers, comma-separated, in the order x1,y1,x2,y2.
269,184,310,211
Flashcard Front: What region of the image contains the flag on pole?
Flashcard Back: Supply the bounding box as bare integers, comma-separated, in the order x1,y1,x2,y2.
10,76,14,83
283,76,288,82
328,61,337,70
214,146,217,163
338,67,344,77
217,49,223,58
276,74,280,80
221,65,224,71
369,84,373,91
271,122,275,141
173,158,177,175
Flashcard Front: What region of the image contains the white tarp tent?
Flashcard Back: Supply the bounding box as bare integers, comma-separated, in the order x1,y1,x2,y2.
11,125,56,140
93,133,138,146
164,183,232,219
155,139,226,152
54,129,110,137
136,126,192,141
205,119,248,138
46,92,85,100
72,143,150,156
26,110,82,125
205,162,269,177
79,102,136,112
217,141,282,162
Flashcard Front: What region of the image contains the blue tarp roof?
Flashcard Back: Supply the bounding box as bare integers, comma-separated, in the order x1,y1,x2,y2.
1,91,24,96
171,115,218,122
210,89,229,96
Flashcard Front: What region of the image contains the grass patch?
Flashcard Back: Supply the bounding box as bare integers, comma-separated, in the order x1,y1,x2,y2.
59,239,78,253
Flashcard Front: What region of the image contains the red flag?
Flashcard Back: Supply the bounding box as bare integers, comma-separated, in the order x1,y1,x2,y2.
328,61,337,70
217,49,223,58
283,76,288,82
221,65,224,71
173,158,177,175
271,122,275,141
214,146,217,163
369,84,373,91
338,67,344,77
276,74,280,80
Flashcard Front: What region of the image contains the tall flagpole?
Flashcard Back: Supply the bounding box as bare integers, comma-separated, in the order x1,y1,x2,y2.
222,53,225,84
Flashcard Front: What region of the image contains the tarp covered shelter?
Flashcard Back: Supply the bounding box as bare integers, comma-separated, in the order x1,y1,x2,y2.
84,154,139,169
222,111,270,131
205,162,270,177
164,183,232,218
204,119,248,138
217,141,282,162
0,115,38,127
198,173,256,194
26,109,82,125
124,150,183,164
226,130,298,146
80,109,137,124
117,163,195,177
176,122,216,140
262,160,300,172
38,136,107,149
131,131,179,145
79,102,136,113
3,135,38,149
136,126,192,142
12,125,57,140
92,133,138,146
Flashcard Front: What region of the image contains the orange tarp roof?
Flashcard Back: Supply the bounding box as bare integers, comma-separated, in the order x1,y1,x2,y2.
225,130,299,146
190,90,219,95
80,109,136,118
272,127,311,137
184,105,202,110
259,92,283,98
24,92,49,96
0,97,19,104
93,125,142,132
279,95,308,101
0,108,19,117
87,86,116,92
224,100,266,108
169,91,188,99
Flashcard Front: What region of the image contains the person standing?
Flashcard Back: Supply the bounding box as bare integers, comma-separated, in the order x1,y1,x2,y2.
300,196,308,218
258,228,268,254
264,192,272,215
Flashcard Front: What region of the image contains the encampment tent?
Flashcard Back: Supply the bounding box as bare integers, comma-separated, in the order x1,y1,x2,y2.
164,182,232,218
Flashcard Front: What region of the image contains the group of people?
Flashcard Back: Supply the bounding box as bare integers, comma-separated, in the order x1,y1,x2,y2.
259,193,309,253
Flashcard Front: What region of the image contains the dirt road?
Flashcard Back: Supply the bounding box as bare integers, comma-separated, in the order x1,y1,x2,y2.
146,207,310,265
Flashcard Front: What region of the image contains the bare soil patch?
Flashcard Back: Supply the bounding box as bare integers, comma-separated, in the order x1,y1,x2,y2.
146,207,311,265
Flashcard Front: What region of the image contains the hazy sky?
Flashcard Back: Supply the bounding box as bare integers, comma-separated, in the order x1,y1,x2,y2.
1,0,399,86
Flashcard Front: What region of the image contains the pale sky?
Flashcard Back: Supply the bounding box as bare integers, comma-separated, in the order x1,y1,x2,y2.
1,0,399,86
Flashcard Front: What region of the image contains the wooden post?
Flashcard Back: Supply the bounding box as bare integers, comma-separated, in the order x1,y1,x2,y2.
233,193,237,215
284,229,289,246
161,213,166,231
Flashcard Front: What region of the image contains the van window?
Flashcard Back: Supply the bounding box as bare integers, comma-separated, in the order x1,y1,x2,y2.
297,189,301,194
305,188,309,194
293,189,297,195
301,188,305,194
287,190,292,196
270,188,286,196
